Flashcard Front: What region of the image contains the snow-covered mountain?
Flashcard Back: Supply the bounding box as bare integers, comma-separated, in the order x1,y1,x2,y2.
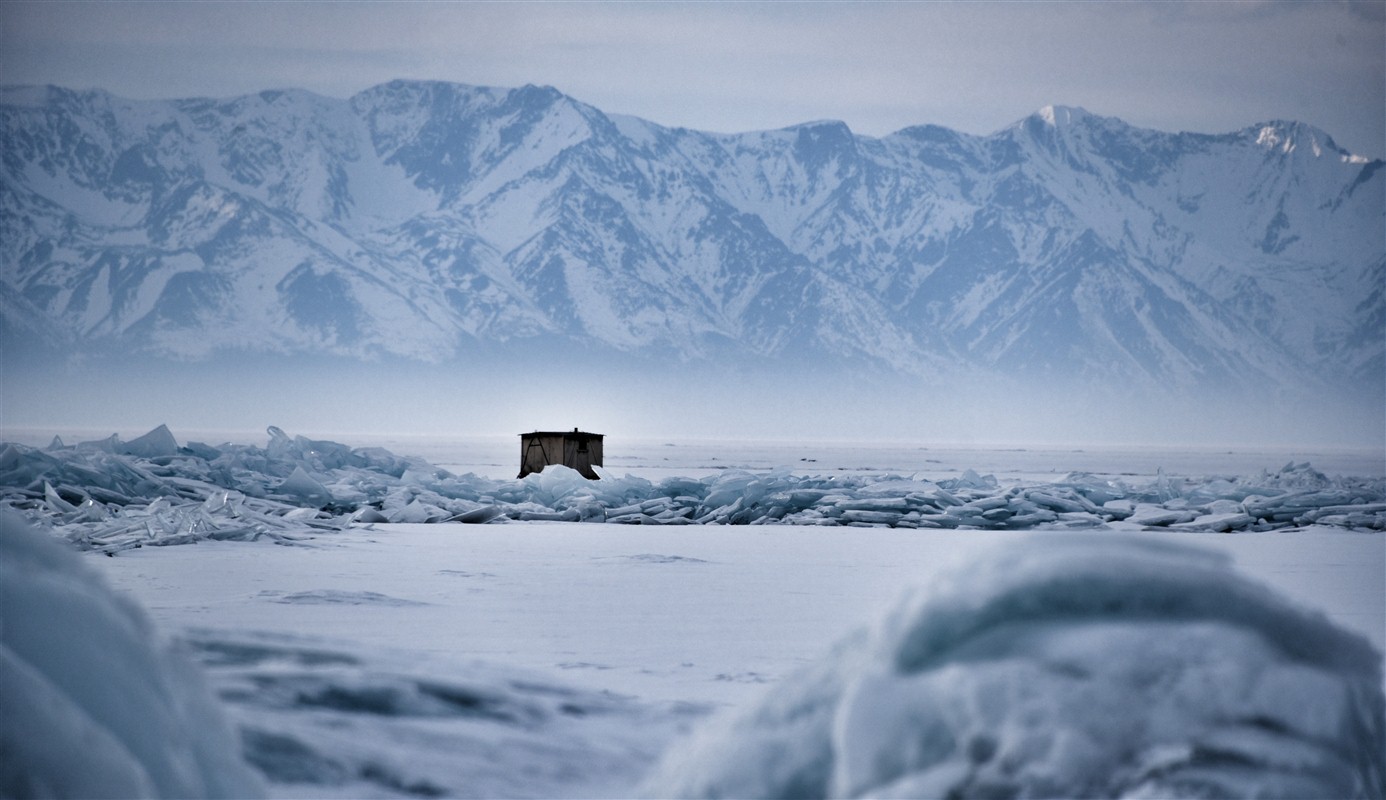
3,81,1381,395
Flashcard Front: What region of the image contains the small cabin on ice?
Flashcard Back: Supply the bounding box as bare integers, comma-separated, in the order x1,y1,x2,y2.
518,429,604,479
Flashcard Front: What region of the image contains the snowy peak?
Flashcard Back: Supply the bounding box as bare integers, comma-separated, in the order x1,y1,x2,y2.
1247,120,1362,162
1033,104,1095,127
1002,104,1150,175
353,81,577,192
1014,105,1129,140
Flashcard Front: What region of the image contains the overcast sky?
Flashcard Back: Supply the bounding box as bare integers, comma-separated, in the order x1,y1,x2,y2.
3,1,1383,157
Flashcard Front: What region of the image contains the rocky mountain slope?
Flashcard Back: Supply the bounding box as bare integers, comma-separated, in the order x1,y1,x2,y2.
3,81,1381,395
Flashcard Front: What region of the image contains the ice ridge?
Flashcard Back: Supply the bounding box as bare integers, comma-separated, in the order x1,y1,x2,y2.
2,426,1383,552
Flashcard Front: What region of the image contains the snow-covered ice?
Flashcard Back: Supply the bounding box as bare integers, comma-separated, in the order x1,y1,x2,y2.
180,627,690,799
3,425,1383,798
76,519,1382,798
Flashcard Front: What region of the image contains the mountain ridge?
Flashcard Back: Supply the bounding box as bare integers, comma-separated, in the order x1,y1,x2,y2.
2,80,1381,402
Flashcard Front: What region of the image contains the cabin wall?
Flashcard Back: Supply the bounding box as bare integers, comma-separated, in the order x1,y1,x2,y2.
519,435,567,478
519,434,604,479
562,437,603,479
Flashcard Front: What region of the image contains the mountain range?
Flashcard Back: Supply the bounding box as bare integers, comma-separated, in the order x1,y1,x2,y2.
2,80,1382,400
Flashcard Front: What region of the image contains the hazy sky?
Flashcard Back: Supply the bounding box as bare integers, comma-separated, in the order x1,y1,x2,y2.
3,1,1383,158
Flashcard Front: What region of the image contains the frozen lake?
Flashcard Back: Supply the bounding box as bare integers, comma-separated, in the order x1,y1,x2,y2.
8,427,1383,797
88,520,1383,798
95,522,1385,705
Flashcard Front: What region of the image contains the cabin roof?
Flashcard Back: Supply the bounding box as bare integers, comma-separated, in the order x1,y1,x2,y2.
519,430,603,439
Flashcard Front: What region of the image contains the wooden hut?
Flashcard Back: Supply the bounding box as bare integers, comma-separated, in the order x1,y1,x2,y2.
518,429,604,479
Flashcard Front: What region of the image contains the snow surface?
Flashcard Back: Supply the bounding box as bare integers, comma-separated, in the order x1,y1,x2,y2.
5,426,1384,798
83,520,1385,799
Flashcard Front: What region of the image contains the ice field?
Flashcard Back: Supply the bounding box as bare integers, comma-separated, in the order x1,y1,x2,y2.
2,426,1384,798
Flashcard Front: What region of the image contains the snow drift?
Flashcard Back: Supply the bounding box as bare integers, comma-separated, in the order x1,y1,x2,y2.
642,535,1386,799
0,510,265,798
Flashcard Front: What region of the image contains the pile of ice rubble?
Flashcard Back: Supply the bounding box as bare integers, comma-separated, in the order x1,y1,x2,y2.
641,535,1386,798
2,425,1382,551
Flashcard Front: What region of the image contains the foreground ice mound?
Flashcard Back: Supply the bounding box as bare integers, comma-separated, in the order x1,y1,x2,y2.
642,536,1385,799
0,511,265,798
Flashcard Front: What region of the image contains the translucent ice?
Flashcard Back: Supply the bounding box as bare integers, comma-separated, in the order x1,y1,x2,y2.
276,466,334,505
119,423,180,459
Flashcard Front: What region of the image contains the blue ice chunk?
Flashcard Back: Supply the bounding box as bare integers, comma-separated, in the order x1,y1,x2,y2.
119,424,180,459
